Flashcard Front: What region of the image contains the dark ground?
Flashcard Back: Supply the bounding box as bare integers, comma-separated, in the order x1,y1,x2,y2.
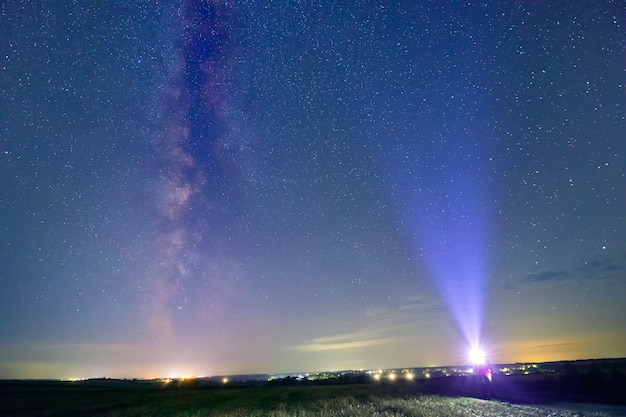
417,371,626,404
1,360,625,417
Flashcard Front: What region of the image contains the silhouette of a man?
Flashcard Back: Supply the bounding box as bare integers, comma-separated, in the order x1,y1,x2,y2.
474,363,493,399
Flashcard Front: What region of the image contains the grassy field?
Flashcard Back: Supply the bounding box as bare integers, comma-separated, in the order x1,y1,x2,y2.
1,380,621,417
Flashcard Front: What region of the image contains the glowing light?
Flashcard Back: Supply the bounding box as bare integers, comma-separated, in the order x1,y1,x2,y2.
395,140,491,352
405,372,414,380
373,373,381,381
222,377,229,384
469,347,486,365
388,373,396,381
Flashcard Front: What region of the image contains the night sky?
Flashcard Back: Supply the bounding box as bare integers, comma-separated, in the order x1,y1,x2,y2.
1,2,625,379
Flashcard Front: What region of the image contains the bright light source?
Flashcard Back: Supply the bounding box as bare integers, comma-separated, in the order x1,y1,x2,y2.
388,373,396,381
372,373,381,381
222,377,229,384
405,372,414,380
469,347,486,365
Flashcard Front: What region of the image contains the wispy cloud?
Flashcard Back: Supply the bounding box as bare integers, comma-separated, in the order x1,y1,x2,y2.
576,257,622,278
291,327,409,352
515,256,623,286
531,342,576,350
291,294,442,353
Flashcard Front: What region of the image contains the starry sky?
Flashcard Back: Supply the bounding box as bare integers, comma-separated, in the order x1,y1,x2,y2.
1,2,625,379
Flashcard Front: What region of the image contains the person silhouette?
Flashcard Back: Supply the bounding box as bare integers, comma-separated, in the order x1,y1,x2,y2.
473,362,494,399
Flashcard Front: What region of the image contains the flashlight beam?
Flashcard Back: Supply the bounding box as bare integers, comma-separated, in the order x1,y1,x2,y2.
469,347,486,365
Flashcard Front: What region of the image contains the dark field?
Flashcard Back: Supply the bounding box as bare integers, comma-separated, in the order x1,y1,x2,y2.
2,367,626,417
0,375,626,417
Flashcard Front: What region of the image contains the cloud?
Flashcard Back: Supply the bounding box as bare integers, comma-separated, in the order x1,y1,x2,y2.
515,256,624,287
290,327,408,352
290,294,446,353
576,257,623,278
531,342,576,350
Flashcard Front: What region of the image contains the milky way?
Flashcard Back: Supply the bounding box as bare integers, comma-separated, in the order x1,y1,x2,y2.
1,2,625,378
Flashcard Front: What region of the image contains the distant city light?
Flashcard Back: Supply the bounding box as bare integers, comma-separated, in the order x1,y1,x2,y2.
405,372,414,380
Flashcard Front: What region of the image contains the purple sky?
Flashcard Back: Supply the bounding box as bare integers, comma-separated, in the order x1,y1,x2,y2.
1,2,625,379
